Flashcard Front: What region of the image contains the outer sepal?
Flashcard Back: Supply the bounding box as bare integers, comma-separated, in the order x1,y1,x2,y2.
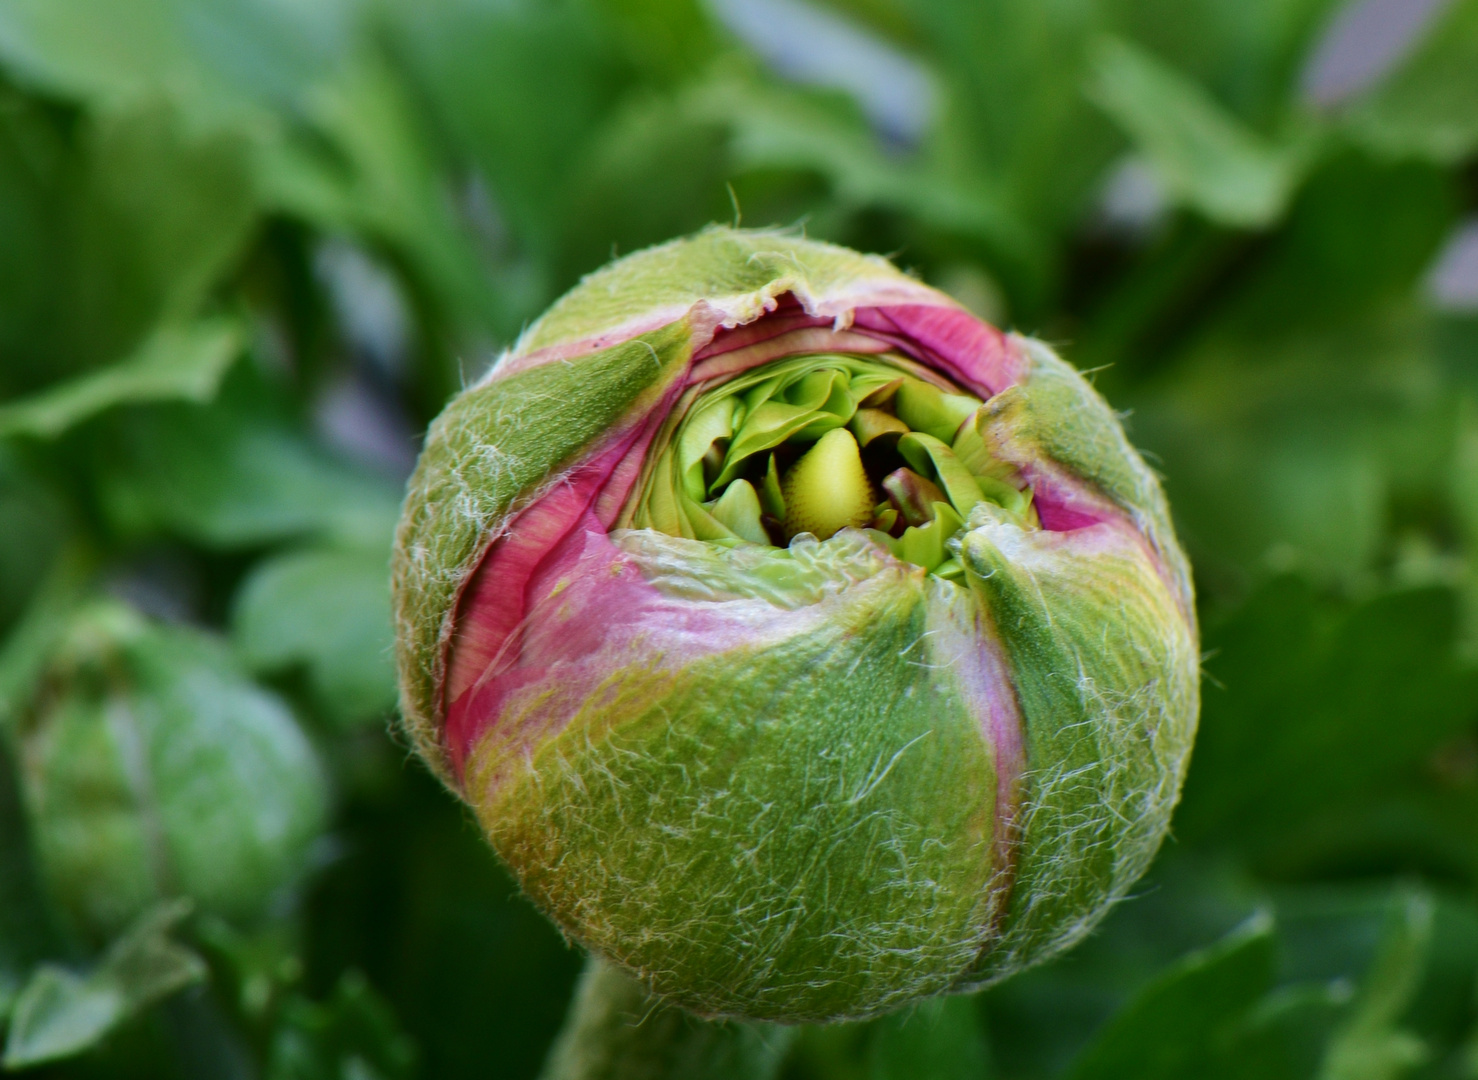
467,537,1005,1022
980,337,1193,615
392,322,693,781
956,507,1199,986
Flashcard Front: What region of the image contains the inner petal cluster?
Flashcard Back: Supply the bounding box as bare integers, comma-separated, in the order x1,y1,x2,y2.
628,352,1039,579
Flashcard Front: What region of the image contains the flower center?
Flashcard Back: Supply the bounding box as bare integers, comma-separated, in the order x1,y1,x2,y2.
628,353,1037,579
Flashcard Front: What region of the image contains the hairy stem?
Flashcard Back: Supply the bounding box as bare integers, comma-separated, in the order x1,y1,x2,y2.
540,958,795,1080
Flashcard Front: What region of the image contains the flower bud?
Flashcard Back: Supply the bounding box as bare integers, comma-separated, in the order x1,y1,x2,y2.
17,601,328,939
391,228,1199,1022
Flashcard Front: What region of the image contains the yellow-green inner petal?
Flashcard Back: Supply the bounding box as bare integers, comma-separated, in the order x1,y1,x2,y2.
782,429,875,540
629,352,1038,577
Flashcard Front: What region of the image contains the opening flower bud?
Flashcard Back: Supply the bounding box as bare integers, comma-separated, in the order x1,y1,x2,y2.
392,228,1199,1023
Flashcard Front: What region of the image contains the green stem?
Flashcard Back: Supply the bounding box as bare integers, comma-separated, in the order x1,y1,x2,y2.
539,958,795,1080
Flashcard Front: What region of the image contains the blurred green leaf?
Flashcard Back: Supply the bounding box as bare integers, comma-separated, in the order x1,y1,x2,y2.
1131,310,1456,587
1100,0,1337,125
194,915,303,1026
266,970,416,1080
1316,889,1432,1080
1087,35,1314,227
909,0,1112,219
301,768,581,1080
865,994,990,1080
0,733,53,1013
387,0,623,257
0,0,354,127
1177,579,1478,855
1205,154,1457,336
266,51,500,328
1,898,204,1070
96,379,401,549
233,545,396,727
784,991,992,1080
0,318,242,439
0,450,72,635
589,0,719,81
553,88,733,285
0,547,91,734
687,65,1032,263
0,98,257,396
1342,0,1478,164
1066,913,1276,1080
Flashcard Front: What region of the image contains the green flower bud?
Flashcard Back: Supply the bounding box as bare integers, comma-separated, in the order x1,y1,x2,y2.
391,228,1199,1022
17,601,328,939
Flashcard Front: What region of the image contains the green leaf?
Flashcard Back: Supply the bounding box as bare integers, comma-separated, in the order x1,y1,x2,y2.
686,66,1034,269
386,0,623,258
95,381,402,549
1066,913,1276,1080
0,733,54,1003
552,89,734,290
0,449,72,636
901,0,1118,250
266,971,416,1080
1096,0,1337,125
0,0,354,129
1317,889,1432,1080
1176,580,1478,856
1342,0,1478,164
0,547,91,738
587,0,719,82
1129,298,1456,588
0,97,257,397
0,318,241,439
1,899,205,1070
1087,34,1312,227
257,52,507,340
866,994,990,1080
233,545,396,727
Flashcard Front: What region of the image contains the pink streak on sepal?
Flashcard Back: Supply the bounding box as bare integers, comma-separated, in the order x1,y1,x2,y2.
928,596,1026,912
1026,470,1118,533
445,517,848,786
441,471,609,771
851,306,1024,398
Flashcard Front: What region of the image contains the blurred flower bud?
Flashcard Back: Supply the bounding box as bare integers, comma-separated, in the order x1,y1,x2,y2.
18,600,328,940
392,228,1199,1022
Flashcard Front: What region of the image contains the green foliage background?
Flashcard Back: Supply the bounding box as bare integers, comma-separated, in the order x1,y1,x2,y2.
0,0,1476,1076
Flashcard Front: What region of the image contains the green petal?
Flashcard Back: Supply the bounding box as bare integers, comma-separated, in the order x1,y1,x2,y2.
760,454,786,520
895,380,981,443
475,540,999,1022
849,407,911,448
895,502,965,572
677,397,738,502
710,480,769,545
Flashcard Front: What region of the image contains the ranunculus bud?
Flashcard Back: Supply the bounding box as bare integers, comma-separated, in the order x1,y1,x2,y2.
17,601,328,939
392,228,1199,1023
